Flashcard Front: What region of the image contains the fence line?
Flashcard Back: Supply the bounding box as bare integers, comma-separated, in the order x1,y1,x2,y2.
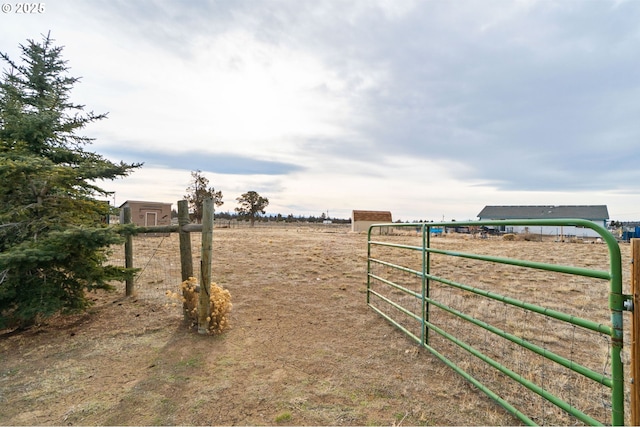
367,219,629,425
116,199,214,332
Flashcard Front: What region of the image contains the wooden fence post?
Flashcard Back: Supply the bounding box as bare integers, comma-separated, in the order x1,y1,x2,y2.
123,206,134,296
178,200,193,281
631,239,640,426
198,197,213,334
178,200,193,321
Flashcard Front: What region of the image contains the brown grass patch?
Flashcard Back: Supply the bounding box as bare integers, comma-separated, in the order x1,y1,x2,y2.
0,225,632,425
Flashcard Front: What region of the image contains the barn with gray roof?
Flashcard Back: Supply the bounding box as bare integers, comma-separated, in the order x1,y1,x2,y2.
477,205,609,238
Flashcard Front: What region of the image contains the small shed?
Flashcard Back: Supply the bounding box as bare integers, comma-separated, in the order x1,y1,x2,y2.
477,205,609,238
351,210,392,233
119,200,172,227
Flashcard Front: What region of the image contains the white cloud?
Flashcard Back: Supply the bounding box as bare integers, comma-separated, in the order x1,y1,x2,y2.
3,0,640,221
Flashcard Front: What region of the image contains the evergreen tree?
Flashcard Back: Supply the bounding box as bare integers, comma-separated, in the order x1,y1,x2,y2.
0,33,142,329
184,170,223,223
235,191,269,226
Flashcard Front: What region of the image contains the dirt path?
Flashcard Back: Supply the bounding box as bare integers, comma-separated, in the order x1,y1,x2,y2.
1,227,521,425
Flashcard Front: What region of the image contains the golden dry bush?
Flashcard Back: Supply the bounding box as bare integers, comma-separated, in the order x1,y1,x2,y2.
176,277,232,334
208,283,232,333
179,277,199,317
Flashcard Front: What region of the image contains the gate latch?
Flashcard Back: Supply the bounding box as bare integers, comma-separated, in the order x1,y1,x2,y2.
610,293,634,311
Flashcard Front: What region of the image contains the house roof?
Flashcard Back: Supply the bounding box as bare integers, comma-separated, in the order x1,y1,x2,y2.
352,210,393,222
477,205,609,220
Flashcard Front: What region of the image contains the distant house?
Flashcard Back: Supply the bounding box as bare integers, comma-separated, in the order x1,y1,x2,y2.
119,200,172,227
477,205,609,238
351,210,392,233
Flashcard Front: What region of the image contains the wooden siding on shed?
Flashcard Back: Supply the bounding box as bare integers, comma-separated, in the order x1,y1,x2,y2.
352,210,392,222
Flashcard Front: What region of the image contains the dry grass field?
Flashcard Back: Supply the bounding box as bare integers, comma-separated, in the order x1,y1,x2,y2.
0,225,634,425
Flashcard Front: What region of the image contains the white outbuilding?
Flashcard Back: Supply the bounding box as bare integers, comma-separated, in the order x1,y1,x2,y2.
351,210,393,233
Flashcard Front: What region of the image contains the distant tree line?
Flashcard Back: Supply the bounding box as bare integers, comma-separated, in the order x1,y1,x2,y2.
217,212,351,224
172,209,352,224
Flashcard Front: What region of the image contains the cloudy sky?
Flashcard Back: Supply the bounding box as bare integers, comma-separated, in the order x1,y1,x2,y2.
2,0,640,221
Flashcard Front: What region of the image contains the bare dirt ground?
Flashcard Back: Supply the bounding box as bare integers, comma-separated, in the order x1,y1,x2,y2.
0,226,632,425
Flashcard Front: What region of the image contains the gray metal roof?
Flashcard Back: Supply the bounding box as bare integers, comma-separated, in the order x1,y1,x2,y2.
477,205,609,220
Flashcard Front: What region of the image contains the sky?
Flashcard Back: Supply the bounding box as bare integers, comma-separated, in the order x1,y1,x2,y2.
2,0,640,221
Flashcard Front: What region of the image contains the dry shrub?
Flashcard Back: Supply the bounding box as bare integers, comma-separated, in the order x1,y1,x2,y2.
502,233,516,241
179,277,199,317
168,277,232,334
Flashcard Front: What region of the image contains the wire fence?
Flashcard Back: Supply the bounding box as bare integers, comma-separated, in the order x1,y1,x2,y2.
106,222,351,305
107,233,202,305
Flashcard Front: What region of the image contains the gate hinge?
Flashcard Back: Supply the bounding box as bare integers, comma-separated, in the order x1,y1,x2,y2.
623,294,634,312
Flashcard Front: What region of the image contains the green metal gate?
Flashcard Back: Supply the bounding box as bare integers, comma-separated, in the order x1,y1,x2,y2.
367,219,628,425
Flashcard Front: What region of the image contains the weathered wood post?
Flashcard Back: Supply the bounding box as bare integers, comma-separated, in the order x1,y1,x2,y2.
178,200,193,321
178,200,193,281
631,238,640,425
123,206,134,296
198,197,214,334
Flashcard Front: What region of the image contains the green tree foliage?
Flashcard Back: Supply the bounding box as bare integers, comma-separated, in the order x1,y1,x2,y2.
0,33,142,329
184,170,223,223
235,191,269,226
